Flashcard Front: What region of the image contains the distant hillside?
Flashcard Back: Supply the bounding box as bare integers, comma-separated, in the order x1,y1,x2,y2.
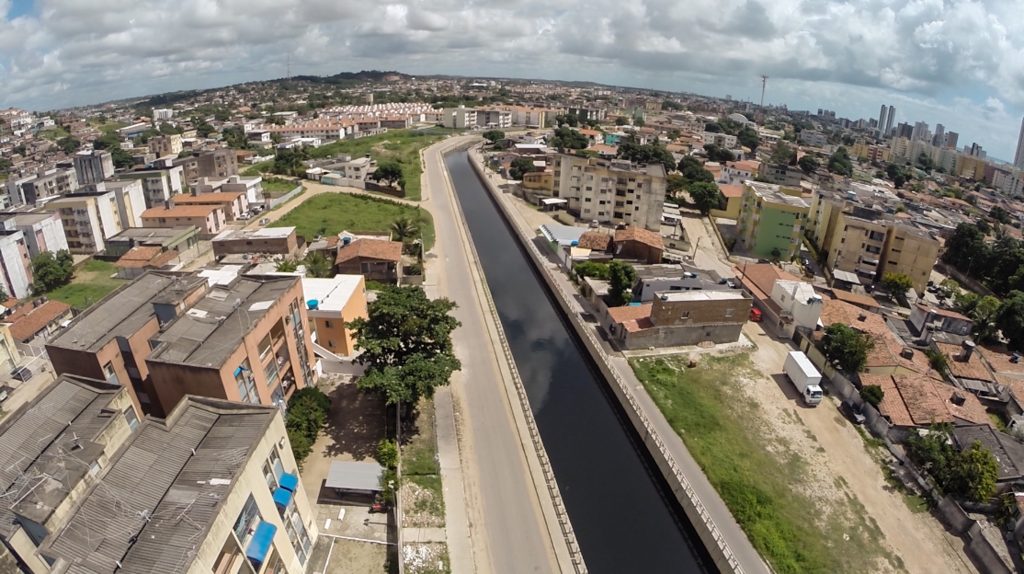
289,70,410,85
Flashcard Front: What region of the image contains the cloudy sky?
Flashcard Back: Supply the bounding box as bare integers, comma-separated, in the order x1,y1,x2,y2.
3,0,1024,159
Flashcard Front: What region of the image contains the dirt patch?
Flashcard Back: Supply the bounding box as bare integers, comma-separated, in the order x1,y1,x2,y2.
403,542,450,574
309,537,392,574
401,399,445,527
401,480,444,528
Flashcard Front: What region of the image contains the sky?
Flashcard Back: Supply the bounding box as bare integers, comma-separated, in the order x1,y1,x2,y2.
3,0,1024,159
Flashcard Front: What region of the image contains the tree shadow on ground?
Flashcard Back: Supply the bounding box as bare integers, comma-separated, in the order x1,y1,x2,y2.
321,381,387,460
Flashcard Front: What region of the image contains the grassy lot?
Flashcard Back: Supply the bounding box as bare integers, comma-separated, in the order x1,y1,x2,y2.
242,160,272,176
47,259,125,310
271,193,434,249
262,176,299,196
402,398,444,523
38,126,70,141
631,354,898,574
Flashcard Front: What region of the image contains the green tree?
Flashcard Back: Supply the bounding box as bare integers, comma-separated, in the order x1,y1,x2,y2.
737,126,759,152
285,387,331,464
615,117,628,126
56,136,81,154
998,291,1024,352
916,152,934,173
351,286,462,407
821,323,874,373
677,156,714,185
390,216,420,243
881,272,914,299
990,205,1011,224
617,136,675,171
375,439,398,469
607,261,637,306
275,259,299,272
548,126,589,150
948,441,999,502
971,295,1002,342
272,147,309,177
939,278,961,300
303,250,332,278
31,250,74,293
827,146,853,176
482,129,505,144
861,385,884,407
573,261,610,280
769,142,795,165
371,161,404,188
222,126,249,149
509,157,539,180
688,181,724,215
703,143,734,162
798,155,819,175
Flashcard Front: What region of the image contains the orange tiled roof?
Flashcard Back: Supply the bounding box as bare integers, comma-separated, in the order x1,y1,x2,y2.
607,304,654,333
6,300,71,342
577,231,612,251
830,289,879,309
937,342,995,383
173,192,245,204
717,183,744,198
613,227,664,250
735,263,799,301
335,238,402,265
865,372,990,428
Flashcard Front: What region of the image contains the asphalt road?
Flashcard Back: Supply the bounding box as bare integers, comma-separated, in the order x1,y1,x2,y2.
420,137,560,573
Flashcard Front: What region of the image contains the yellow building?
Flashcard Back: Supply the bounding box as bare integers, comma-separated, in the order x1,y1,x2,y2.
824,209,890,283
522,170,554,193
710,183,744,219
878,223,940,295
303,275,369,357
0,324,20,374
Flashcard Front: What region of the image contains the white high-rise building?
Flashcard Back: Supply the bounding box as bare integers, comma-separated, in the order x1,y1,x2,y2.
877,105,888,137
885,106,896,137
1014,116,1024,169
911,121,930,142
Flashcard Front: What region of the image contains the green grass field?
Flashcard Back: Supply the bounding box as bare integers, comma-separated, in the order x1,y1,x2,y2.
47,259,126,310
308,128,449,201
262,177,300,196
630,354,898,574
271,193,434,249
402,398,444,522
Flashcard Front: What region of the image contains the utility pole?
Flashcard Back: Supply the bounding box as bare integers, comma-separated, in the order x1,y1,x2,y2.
759,74,769,108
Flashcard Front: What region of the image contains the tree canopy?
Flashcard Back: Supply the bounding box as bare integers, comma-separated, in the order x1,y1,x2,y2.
285,387,330,464
821,323,874,373
482,130,505,144
548,126,589,150
607,261,637,307
881,272,913,299
737,126,759,152
770,142,795,166
352,286,462,406
703,143,734,163
798,155,819,175
617,136,675,171
827,146,854,176
56,136,81,154
509,157,540,180
998,291,1024,352
907,428,998,502
31,250,74,294
688,181,724,215
677,156,714,185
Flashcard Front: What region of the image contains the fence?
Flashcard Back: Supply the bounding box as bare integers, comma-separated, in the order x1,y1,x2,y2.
267,185,305,209
467,150,748,574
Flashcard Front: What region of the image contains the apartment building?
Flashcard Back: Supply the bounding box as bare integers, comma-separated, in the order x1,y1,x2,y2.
0,225,32,298
0,375,139,574
148,133,183,157
878,223,940,295
303,275,368,357
104,226,201,260
441,107,478,129
213,227,298,258
823,207,890,283
496,105,553,128
197,148,240,180
46,270,317,417
735,181,810,260
141,202,226,237
8,166,78,205
5,212,69,256
604,290,752,350
38,395,317,574
118,163,185,208
194,175,265,205
72,149,115,185
264,121,355,141
48,183,146,254
477,109,513,129
554,155,667,231
174,190,249,221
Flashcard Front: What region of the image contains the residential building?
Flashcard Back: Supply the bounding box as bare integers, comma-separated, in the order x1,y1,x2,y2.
118,164,185,208
8,167,78,205
885,106,896,136
1015,116,1024,170
47,271,317,417
38,395,317,573
476,109,513,129
213,227,299,258
0,225,32,299
877,105,888,137
769,279,823,337
4,212,69,256
196,148,239,180
604,290,752,350
554,155,667,231
710,183,744,219
864,371,990,432
174,190,249,221
140,202,226,237
702,132,737,148
48,184,146,254
798,130,828,147
335,238,403,284
265,121,356,142
0,375,139,574
303,275,369,357
194,175,265,205
567,107,606,122
823,207,890,283
756,163,804,187
734,181,809,260
148,133,183,157
152,107,173,120
631,264,725,302
5,299,73,353
441,107,478,129
721,160,761,184
103,226,201,260
0,324,19,373
877,223,940,295
612,227,663,264
72,150,114,185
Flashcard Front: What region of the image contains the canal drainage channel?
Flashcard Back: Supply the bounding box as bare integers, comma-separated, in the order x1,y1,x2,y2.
445,151,714,573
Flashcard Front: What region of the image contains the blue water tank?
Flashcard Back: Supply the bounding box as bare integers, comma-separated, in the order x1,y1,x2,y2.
307,299,319,310
342,236,352,246
570,240,579,247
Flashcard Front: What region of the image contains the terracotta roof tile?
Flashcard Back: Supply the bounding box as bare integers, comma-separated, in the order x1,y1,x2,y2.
937,342,995,383
736,263,799,301
830,289,879,309
577,231,612,251
717,183,745,198
335,238,403,265
173,192,245,204
607,303,653,325
866,372,990,428
6,300,72,342
613,227,663,250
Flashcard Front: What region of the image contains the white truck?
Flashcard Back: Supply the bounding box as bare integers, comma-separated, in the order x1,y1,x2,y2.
784,351,823,406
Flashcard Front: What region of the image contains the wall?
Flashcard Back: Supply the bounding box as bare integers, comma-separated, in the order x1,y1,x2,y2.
622,323,744,350
213,234,298,257
469,151,745,574
267,186,305,209
146,362,226,417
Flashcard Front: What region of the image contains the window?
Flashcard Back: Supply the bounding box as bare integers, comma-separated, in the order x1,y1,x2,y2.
102,362,118,386
724,308,735,318
284,507,312,564
235,360,258,404
233,495,261,548
88,461,102,477
124,407,139,432
324,320,332,328
258,335,272,360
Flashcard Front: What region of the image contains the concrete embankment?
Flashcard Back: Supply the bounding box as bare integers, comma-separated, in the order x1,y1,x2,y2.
466,150,759,574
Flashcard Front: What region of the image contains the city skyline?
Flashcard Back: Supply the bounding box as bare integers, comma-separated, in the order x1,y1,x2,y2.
4,0,1024,158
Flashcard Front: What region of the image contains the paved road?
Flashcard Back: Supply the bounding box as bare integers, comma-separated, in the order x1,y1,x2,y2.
420,137,560,573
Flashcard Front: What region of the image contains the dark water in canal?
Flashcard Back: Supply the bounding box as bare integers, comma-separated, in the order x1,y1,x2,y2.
445,151,713,573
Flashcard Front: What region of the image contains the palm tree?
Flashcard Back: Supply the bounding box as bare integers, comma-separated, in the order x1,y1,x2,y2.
303,251,332,278
390,217,420,243
276,259,298,273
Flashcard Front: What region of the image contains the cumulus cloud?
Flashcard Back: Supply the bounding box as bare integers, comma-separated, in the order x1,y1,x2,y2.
3,0,1024,154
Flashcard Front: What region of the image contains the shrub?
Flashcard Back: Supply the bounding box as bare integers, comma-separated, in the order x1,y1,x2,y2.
376,439,398,470
861,384,884,407
285,387,330,463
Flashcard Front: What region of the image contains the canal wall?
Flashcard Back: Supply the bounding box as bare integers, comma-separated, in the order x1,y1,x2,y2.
435,138,588,574
466,150,750,574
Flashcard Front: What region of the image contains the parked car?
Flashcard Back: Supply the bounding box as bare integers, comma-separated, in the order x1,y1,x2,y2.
0,385,11,403
259,218,270,225
839,399,866,425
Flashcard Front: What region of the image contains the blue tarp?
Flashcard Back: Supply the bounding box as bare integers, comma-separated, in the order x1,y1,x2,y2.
245,521,277,566
273,487,293,510
279,472,299,492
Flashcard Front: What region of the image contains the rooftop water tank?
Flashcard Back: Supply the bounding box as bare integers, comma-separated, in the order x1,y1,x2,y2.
307,299,319,310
